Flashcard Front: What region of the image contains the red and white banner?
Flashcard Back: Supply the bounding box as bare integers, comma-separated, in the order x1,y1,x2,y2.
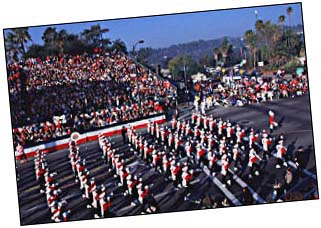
16,115,166,159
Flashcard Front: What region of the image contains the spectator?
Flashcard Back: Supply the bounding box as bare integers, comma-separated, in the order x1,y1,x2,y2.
8,51,177,147
241,187,254,205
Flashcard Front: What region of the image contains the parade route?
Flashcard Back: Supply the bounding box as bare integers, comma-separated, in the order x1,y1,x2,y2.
15,95,317,225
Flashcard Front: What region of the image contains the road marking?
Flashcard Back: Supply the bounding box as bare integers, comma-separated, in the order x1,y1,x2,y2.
155,189,177,200
215,158,267,204
202,166,242,206
228,169,266,204
117,204,136,213
272,129,312,135
190,178,201,185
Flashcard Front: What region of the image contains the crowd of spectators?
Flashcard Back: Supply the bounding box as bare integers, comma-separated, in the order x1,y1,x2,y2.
192,72,309,112
8,51,176,147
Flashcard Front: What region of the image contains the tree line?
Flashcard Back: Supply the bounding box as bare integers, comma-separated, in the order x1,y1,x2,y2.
4,24,128,62
166,7,305,80
243,6,304,70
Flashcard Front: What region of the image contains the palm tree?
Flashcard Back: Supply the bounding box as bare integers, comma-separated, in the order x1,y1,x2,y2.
12,28,32,57
5,32,19,62
244,30,257,69
213,47,220,67
42,27,59,55
255,19,264,32
287,7,293,27
112,39,128,54
220,38,233,66
278,15,286,28
56,29,68,54
5,28,32,60
42,27,58,46
81,24,110,49
255,19,264,46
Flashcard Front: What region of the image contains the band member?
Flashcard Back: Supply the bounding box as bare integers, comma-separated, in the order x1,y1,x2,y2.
248,148,262,178
276,139,287,168
99,195,112,218
268,110,278,133
182,166,194,199
16,143,27,163
261,130,272,159
221,156,232,185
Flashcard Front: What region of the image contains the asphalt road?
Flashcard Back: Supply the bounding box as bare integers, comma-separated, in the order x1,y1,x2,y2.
179,95,316,171
15,95,318,225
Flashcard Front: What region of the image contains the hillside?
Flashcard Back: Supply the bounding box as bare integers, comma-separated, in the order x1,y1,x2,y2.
146,37,243,67
145,24,303,68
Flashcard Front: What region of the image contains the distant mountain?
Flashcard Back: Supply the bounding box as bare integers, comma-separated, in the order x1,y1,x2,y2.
146,37,243,67
144,24,303,68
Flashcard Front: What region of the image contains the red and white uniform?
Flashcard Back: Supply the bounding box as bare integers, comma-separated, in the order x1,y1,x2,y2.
248,149,261,167
161,129,166,142
221,159,231,176
185,142,192,157
150,124,155,136
261,134,271,152
168,133,174,147
269,110,278,129
236,129,245,143
208,153,218,169
171,118,177,130
93,189,105,209
219,143,226,155
204,117,210,130
85,180,96,199
174,136,182,150
197,147,206,161
127,176,138,195
152,153,162,167
16,144,24,159
144,146,153,160
232,145,239,161
192,112,197,125
276,143,287,159
156,124,160,139
210,119,217,131
171,163,181,181
138,186,149,204
194,128,200,138
218,121,223,135
182,168,193,187
249,133,259,148
102,144,109,158
120,169,129,186
185,124,191,136
99,197,111,218
163,157,171,173
147,121,152,133
226,124,234,138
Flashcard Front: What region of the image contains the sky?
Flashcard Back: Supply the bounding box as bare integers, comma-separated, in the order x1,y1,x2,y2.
5,3,303,50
